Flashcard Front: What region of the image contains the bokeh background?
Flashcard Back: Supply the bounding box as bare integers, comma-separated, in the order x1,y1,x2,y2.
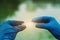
0,0,60,40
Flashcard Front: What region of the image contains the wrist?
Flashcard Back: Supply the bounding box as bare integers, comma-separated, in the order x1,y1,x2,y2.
0,28,16,40
48,25,60,39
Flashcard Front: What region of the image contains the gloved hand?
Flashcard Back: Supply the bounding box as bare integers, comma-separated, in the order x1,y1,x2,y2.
0,20,26,40
32,16,60,40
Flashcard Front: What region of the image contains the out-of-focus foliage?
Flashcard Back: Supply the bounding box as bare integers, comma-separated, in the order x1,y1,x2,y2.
32,0,60,4
26,0,60,11
0,0,60,22
32,0,60,8
0,0,25,22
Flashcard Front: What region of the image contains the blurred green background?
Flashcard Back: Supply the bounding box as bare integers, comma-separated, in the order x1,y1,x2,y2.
0,0,60,40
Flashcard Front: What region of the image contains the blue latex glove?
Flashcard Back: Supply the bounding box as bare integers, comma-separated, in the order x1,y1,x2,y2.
32,16,60,40
0,20,26,40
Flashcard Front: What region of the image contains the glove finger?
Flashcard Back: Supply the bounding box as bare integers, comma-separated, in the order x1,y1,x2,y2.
5,20,24,26
13,25,26,32
32,16,54,23
36,23,49,29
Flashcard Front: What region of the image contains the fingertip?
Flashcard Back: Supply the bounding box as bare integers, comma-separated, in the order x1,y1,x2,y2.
17,25,26,31
32,16,54,23
14,25,26,32
6,20,24,26
32,17,41,23
36,23,42,28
